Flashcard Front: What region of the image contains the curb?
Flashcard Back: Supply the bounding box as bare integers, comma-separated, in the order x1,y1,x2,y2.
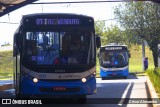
146,77,160,107
0,84,13,91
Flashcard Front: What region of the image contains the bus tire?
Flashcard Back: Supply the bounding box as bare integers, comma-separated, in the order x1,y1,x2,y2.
78,95,86,104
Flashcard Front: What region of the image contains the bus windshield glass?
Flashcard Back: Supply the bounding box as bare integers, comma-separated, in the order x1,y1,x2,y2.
100,51,129,68
23,31,94,65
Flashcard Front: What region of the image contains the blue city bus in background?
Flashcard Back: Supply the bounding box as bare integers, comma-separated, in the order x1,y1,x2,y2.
98,43,130,79
13,13,101,103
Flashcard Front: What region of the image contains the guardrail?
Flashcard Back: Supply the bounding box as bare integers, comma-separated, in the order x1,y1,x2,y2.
0,76,13,79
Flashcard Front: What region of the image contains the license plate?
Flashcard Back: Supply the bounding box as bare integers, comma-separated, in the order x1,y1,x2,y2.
53,87,66,91
112,73,117,76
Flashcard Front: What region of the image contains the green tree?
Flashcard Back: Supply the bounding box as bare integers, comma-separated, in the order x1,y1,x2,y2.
114,1,160,68
95,20,129,46
94,20,107,45
105,25,130,46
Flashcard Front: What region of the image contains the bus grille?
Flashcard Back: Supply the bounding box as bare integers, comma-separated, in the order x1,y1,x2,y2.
39,79,80,82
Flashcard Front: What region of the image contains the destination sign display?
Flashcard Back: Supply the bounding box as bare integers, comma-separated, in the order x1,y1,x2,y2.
105,47,123,50
36,18,80,25
100,46,128,51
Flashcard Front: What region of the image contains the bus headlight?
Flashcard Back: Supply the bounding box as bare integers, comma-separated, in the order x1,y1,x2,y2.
93,71,96,75
82,78,87,83
33,78,38,83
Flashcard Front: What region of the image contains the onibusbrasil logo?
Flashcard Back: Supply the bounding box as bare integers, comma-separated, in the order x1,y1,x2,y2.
1,99,42,104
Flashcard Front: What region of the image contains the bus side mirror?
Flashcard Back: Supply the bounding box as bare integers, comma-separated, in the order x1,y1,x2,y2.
18,45,23,53
129,53,131,58
96,35,101,48
16,37,23,53
13,45,18,56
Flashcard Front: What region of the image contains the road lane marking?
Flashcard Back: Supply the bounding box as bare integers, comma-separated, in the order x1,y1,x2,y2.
118,82,132,105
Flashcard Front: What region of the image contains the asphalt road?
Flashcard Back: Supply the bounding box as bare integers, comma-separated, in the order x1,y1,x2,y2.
0,75,153,107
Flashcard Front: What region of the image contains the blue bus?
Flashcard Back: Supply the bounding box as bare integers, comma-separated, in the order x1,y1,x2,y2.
98,43,130,79
13,13,101,102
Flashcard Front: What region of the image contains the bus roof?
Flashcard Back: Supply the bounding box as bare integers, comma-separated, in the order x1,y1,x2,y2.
101,43,127,48
15,13,95,35
22,13,93,19
19,13,94,27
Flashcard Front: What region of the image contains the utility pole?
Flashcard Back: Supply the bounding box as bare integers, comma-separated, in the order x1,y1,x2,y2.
142,40,145,71
158,44,160,67
140,35,145,72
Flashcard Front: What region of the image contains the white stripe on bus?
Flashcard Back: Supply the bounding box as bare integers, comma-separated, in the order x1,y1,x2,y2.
100,66,128,71
21,65,96,79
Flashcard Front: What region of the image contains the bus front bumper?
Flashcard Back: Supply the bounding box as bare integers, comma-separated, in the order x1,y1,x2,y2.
21,77,96,96
100,68,129,78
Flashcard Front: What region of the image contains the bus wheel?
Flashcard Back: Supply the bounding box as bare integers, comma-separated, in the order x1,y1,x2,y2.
77,95,86,104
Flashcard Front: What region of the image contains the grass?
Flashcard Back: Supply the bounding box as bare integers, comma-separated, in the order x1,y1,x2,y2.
146,68,160,98
0,78,13,80
0,50,13,79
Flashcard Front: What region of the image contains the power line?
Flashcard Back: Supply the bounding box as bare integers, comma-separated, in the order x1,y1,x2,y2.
0,18,118,25
0,22,19,24
0,18,118,24
101,18,119,21
30,0,127,5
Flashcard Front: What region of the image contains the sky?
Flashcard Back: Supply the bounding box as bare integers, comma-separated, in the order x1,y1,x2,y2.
0,0,121,46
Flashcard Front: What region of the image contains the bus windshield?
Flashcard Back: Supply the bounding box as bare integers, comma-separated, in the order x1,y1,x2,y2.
23,31,95,65
100,51,129,68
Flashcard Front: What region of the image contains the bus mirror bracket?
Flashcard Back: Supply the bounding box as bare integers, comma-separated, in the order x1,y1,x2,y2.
18,46,23,53
97,51,100,59
129,53,131,58
96,35,101,48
